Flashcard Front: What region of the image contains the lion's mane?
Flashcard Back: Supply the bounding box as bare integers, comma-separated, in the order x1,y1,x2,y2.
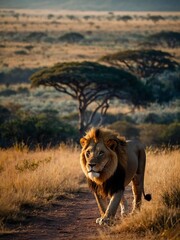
80,127,128,198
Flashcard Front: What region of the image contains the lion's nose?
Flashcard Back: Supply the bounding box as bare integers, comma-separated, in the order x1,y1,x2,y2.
88,163,96,168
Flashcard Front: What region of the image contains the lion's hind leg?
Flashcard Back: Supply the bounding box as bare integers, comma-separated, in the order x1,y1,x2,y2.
132,174,143,213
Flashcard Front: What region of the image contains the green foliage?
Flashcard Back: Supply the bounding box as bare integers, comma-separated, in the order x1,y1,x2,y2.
0,105,11,124
26,32,47,41
147,15,164,22
100,49,179,78
30,61,147,105
17,86,29,94
109,121,140,139
144,112,180,124
0,88,17,96
30,61,149,133
58,32,85,43
117,15,132,22
31,61,135,86
100,49,179,103
0,112,78,148
139,123,166,146
140,123,180,146
145,71,180,103
0,68,39,84
161,123,180,145
109,121,180,146
147,31,180,48
14,50,28,55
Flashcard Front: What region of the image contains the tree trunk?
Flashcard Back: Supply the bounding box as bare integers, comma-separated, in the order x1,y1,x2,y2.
78,107,86,136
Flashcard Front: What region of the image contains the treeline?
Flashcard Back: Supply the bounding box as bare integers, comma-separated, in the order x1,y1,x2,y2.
110,121,180,147
0,105,179,148
0,106,78,148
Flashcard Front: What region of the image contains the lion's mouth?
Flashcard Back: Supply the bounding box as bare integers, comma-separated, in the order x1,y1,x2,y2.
88,170,100,178
88,170,100,173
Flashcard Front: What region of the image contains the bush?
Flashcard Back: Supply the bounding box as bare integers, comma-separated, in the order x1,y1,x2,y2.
144,112,179,124
161,122,180,145
0,105,11,124
140,123,180,146
109,121,140,139
147,31,180,48
0,88,17,96
14,50,28,55
0,113,78,148
58,32,85,43
146,71,180,104
139,124,163,145
26,32,47,41
102,113,134,125
17,86,29,94
0,68,39,84
109,122,180,146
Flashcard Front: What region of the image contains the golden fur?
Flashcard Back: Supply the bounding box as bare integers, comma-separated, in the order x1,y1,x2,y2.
80,127,151,225
80,127,127,185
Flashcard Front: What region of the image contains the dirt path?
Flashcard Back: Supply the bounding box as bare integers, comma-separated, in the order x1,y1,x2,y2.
0,190,104,240
1,186,134,240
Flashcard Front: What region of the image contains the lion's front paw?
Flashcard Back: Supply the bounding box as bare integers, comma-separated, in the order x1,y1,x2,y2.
96,217,102,224
96,217,114,226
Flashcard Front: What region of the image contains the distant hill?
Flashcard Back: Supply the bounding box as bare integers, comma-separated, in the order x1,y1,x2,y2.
0,0,180,11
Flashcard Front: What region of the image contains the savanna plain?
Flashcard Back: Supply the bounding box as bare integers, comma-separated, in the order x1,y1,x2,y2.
0,9,180,240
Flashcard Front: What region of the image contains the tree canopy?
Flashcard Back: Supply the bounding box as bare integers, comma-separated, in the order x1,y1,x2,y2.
30,61,149,133
147,31,180,48
100,49,179,79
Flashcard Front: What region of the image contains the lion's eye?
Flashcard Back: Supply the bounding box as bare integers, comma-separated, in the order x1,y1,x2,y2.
99,151,104,156
86,150,90,158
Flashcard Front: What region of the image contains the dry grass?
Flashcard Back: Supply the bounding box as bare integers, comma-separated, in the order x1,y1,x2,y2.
0,10,180,69
0,144,82,224
0,144,179,239
102,149,180,240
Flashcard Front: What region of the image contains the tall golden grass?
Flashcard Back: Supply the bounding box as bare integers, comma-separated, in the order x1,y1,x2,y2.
0,145,179,239
0,144,82,225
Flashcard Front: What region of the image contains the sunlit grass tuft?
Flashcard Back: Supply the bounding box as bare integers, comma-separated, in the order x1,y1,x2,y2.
0,144,82,224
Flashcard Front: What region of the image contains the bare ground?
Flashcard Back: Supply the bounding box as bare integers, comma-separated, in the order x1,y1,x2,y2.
0,190,104,240
0,187,153,240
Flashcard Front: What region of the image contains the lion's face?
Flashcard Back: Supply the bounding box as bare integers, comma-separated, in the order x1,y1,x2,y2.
84,141,112,179
80,136,118,184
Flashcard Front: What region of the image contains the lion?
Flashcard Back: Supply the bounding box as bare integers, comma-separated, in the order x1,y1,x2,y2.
80,127,151,225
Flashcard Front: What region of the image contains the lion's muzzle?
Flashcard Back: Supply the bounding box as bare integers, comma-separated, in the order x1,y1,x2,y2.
87,163,100,178
88,163,96,168
87,162,97,172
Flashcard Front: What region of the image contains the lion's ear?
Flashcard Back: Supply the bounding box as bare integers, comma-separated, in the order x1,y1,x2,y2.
106,139,117,151
80,137,87,147
118,137,127,146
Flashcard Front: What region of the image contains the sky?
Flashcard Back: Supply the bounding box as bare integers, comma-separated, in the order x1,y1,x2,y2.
0,0,180,11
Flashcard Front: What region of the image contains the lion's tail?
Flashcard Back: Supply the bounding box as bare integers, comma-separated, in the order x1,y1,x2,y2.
139,146,152,202
143,190,152,201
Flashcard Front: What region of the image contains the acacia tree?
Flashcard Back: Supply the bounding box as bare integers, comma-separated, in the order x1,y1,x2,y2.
147,31,180,48
30,61,148,134
100,49,179,79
